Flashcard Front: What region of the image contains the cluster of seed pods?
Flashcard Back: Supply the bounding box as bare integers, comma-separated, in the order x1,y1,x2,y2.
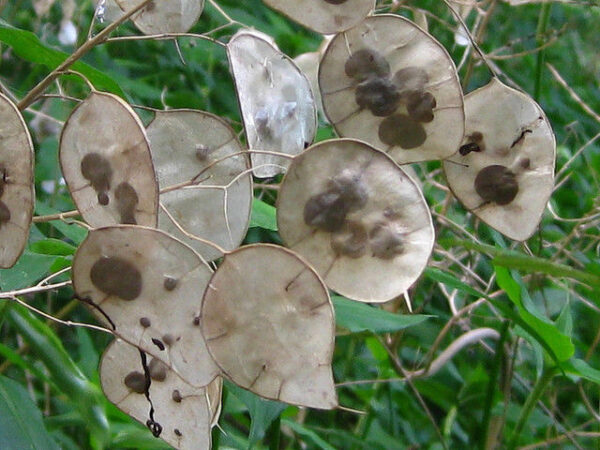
0,1,557,449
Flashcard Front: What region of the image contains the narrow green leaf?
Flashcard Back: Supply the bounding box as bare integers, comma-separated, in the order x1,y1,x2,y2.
30,238,76,256
0,342,53,386
226,382,286,446
35,203,88,245
0,375,60,450
332,296,431,333
282,419,336,450
555,302,573,338
0,252,56,290
250,198,278,231
563,359,600,384
0,22,125,98
425,267,484,298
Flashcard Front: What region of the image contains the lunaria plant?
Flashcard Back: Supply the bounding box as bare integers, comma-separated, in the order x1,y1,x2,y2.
0,92,34,268
443,78,556,241
3,0,581,448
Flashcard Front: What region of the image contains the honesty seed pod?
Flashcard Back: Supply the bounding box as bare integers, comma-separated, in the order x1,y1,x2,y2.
60,91,158,228
72,225,219,387
227,29,317,178
262,0,375,35
277,139,435,303
146,109,253,261
319,14,465,164
116,0,204,34
0,92,35,268
100,339,221,450
201,244,338,409
443,78,556,241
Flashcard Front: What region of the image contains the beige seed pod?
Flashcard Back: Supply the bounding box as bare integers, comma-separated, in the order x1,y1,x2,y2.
72,225,219,387
60,91,158,228
263,0,375,35
277,139,434,303
319,14,465,164
201,244,338,409
0,93,34,268
100,339,219,450
227,29,317,178
443,78,556,241
147,110,252,261
116,0,204,34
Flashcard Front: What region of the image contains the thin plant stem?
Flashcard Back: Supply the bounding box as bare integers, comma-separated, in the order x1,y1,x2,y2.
533,4,552,101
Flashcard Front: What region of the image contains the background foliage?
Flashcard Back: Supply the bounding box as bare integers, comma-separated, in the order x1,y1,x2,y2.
0,0,599,448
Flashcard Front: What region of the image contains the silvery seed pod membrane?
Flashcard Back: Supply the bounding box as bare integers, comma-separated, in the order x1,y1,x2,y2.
116,0,204,34
443,78,556,241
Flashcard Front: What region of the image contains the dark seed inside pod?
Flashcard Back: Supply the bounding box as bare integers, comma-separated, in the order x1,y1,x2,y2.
90,256,142,301
0,201,11,226
195,144,212,162
124,371,147,394
97,192,109,205
379,114,427,149
330,221,368,258
406,91,437,123
324,0,348,4
174,429,182,437
345,48,391,82
163,276,178,291
520,158,531,169
81,153,112,193
393,67,429,96
162,334,176,346
355,77,400,117
140,317,151,328
0,165,6,197
172,389,183,403
459,132,486,156
328,170,369,211
369,222,404,260
303,191,348,232
474,165,519,205
115,182,139,225
148,358,168,382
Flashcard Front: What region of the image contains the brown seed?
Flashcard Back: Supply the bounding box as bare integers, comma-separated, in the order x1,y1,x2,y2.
303,190,348,232
474,165,519,205
330,221,368,258
0,201,10,226
162,334,176,346
163,276,178,291
140,317,151,328
355,77,400,117
97,191,109,205
459,142,481,156
195,144,211,161
124,371,147,394
406,91,437,123
174,429,182,437
172,389,183,403
328,170,369,210
378,114,427,149
80,153,112,193
470,131,484,142
369,222,404,260
90,256,142,301
115,182,139,225
0,165,6,197
344,48,390,82
193,316,201,326
393,67,429,94
520,158,531,169
148,358,168,382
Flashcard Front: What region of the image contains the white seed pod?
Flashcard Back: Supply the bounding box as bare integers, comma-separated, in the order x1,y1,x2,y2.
116,0,204,34
147,110,252,261
0,93,34,268
319,14,465,164
201,244,337,409
443,78,556,241
277,139,434,303
263,0,375,35
72,225,219,387
60,92,158,228
227,29,317,178
100,339,219,450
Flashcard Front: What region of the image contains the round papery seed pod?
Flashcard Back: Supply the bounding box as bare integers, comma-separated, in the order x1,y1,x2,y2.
443,78,556,241
72,225,219,387
227,29,317,178
201,244,338,410
262,0,375,35
100,339,217,450
0,92,35,268
277,139,434,303
319,14,465,165
115,0,204,34
146,109,253,261
60,91,158,228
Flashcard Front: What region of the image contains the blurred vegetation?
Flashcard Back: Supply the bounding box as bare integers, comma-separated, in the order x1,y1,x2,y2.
0,0,599,449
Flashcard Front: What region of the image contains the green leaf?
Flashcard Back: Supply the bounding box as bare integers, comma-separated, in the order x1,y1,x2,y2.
425,267,484,298
250,198,278,231
555,302,573,338
0,375,60,450
6,305,110,445
563,359,600,384
226,382,286,447
494,266,574,362
0,252,57,291
332,296,431,333
30,238,76,256
35,203,88,245
282,419,336,450
0,22,125,98
0,342,53,386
